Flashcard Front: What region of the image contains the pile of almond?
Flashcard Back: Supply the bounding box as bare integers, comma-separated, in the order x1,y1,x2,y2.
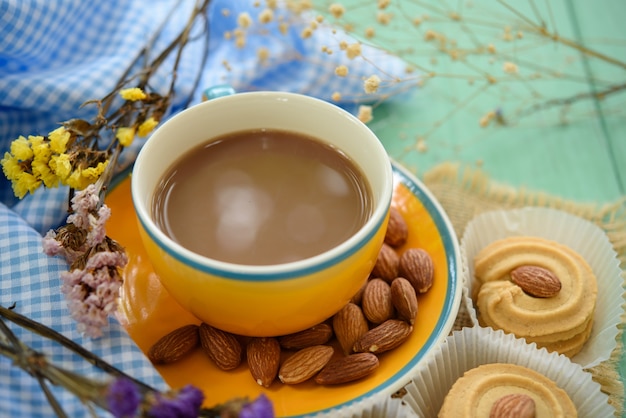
147,207,435,387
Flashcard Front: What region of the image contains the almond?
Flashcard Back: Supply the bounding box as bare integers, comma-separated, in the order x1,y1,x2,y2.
399,248,434,293
489,393,536,418
510,265,561,298
314,353,379,385
390,277,418,325
384,206,409,247
370,243,400,282
199,323,242,371
333,303,370,355
147,324,199,364
278,345,334,384
246,337,281,388
353,319,413,354
278,323,334,350
350,281,367,305
362,278,395,324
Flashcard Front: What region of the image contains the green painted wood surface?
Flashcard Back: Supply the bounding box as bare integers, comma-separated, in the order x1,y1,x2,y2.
316,0,625,413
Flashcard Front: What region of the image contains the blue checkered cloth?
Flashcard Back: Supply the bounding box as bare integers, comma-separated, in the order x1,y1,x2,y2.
0,1,409,416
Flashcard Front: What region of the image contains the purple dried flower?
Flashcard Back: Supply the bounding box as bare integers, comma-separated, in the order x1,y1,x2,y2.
106,377,140,418
146,385,204,418
239,394,274,418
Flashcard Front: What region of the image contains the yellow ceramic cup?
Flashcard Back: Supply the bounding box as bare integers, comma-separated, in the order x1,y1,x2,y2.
131,90,392,336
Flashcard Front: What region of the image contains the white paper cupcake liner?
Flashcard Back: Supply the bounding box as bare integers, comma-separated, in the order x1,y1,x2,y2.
403,326,614,417
460,207,623,368
309,390,419,418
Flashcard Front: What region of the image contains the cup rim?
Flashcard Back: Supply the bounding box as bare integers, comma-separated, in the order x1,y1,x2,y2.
131,91,393,281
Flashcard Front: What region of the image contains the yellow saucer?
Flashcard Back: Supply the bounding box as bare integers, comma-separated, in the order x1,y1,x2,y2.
106,161,462,417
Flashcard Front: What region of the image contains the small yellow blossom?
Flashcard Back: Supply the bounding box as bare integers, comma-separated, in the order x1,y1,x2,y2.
13,172,41,199
339,41,348,50
301,27,313,39
49,127,71,153
266,0,277,9
331,92,342,101
259,8,274,23
67,169,90,190
279,22,289,35
50,153,72,181
365,27,375,38
257,47,270,63
487,43,496,54
238,12,252,28
10,136,33,161
329,3,345,18
138,117,159,137
120,87,146,101
1,152,22,181
363,75,381,94
31,138,51,165
345,43,361,59
236,32,247,48
378,0,390,9
32,159,58,188
503,61,518,74
335,65,348,77
377,12,392,25
82,161,109,182
116,127,136,147
357,105,373,123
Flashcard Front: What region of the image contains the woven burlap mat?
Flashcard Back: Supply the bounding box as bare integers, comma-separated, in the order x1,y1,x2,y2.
421,162,626,416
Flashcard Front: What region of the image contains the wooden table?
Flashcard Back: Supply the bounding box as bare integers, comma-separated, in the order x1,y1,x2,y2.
319,0,625,411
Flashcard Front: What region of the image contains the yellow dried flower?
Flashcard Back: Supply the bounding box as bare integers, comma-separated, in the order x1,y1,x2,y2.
67,169,89,190
329,3,345,18
119,87,146,101
357,105,373,123
365,27,375,38
50,153,72,181
31,138,51,164
257,47,270,63
238,12,252,28
377,12,392,25
487,43,496,54
363,75,381,94
378,0,390,9
345,43,361,59
339,40,348,50
49,126,71,153
138,117,159,137
10,136,33,161
115,127,136,147
236,32,247,48
335,65,348,77
1,152,22,181
301,27,313,39
81,161,109,182
331,92,342,101
259,8,274,23
12,172,41,199
503,61,518,74
32,158,58,188
266,0,277,9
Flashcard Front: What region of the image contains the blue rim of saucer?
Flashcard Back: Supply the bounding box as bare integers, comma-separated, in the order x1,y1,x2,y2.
293,162,461,418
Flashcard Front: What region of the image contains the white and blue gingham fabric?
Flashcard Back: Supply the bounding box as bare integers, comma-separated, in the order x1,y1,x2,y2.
0,1,409,416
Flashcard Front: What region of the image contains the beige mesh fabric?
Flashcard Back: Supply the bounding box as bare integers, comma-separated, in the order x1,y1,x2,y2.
423,162,626,415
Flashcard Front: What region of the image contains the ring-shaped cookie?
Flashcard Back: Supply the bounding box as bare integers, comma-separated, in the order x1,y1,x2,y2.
438,363,577,417
473,236,597,357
